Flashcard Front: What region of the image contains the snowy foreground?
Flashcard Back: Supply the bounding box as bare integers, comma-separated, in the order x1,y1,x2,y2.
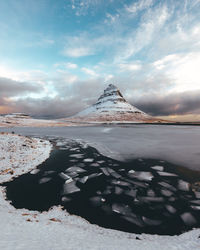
0,131,200,249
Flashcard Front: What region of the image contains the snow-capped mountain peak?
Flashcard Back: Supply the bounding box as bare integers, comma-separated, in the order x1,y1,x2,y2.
67,84,160,123
96,84,126,105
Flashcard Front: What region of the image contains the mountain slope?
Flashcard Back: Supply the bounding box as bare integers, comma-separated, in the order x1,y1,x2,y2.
66,84,162,123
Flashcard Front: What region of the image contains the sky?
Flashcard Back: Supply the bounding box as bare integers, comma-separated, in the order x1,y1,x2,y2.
0,0,200,121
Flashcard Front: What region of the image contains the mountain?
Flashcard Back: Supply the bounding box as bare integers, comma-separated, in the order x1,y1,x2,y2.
66,84,162,123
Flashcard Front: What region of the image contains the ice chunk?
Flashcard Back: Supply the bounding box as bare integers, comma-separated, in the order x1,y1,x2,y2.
43,170,55,176
158,171,177,177
138,196,164,203
39,177,52,184
180,212,197,226
131,171,153,181
69,154,84,159
59,172,71,180
61,196,72,202
123,215,144,227
165,205,177,214
63,181,80,194
112,204,126,215
66,166,86,173
191,205,200,210
69,159,78,163
161,189,173,197
111,180,130,187
83,158,94,163
100,167,110,176
128,180,148,188
194,191,200,199
65,178,73,184
66,172,78,178
56,142,65,146
78,176,88,184
142,217,162,226
158,182,177,191
69,147,79,152
97,160,105,164
90,163,100,167
178,180,190,191
88,173,102,179
151,165,164,171
110,171,121,179
30,169,40,174
190,200,200,205
114,186,123,195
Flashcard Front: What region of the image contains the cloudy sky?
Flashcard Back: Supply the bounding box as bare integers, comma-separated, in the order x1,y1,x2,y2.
0,0,200,121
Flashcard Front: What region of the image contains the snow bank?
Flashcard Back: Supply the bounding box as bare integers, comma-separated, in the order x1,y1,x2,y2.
0,132,52,183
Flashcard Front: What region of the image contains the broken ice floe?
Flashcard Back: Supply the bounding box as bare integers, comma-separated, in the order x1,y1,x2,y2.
178,180,190,191
39,177,52,184
129,171,153,181
180,212,197,226
151,165,164,171
5,137,200,236
83,158,94,163
63,181,80,195
30,169,40,175
157,171,178,177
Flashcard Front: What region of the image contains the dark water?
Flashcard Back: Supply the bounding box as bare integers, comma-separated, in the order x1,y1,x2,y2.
2,138,200,235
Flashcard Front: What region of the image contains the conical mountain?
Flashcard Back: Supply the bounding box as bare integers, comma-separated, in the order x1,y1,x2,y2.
67,84,159,123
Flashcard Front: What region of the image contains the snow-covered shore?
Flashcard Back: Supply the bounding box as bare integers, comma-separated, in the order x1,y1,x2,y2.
0,132,199,250
0,132,52,183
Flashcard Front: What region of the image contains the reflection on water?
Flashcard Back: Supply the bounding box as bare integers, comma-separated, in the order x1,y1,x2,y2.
3,138,200,235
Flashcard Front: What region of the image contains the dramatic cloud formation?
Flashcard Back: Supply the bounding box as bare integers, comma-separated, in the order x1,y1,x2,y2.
133,91,200,116
0,0,200,121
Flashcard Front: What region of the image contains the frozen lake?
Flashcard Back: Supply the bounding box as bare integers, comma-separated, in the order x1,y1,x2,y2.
1,125,200,171
4,137,200,235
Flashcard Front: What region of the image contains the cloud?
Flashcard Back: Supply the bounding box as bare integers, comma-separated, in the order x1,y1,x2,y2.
126,0,154,14
65,62,78,69
81,67,99,77
63,47,94,57
0,77,41,97
133,90,200,116
104,13,120,24
0,76,43,114
118,63,142,72
12,97,84,118
1,78,105,118
70,0,115,16
152,52,200,92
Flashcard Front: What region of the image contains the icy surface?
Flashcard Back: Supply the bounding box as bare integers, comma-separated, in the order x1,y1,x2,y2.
2,125,200,170
0,132,200,249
